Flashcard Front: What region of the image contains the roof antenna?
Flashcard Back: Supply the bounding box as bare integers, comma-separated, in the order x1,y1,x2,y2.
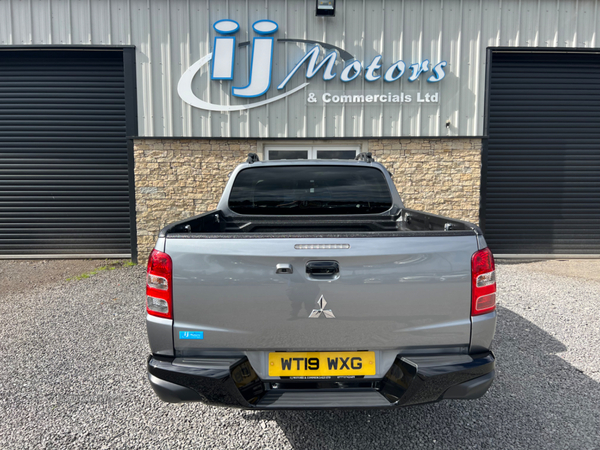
354,152,374,163
246,153,260,164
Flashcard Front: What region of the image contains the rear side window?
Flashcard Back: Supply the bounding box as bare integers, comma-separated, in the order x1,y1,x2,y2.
228,166,393,215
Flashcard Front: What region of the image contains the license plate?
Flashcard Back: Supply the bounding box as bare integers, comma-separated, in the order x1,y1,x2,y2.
268,351,376,377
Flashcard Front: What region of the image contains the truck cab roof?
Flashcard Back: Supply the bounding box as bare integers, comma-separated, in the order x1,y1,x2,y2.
219,157,404,216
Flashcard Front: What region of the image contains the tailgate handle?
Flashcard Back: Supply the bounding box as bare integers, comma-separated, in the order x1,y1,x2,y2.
306,261,339,278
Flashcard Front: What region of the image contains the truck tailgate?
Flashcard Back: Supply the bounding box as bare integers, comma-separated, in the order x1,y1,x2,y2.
166,236,478,354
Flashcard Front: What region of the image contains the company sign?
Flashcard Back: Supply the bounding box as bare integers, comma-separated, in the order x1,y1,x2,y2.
178,19,447,112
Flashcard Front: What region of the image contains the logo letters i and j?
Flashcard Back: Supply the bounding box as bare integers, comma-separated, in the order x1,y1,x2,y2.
178,20,308,111
211,19,278,98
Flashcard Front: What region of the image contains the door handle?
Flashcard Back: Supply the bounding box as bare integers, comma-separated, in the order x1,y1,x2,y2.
306,261,339,278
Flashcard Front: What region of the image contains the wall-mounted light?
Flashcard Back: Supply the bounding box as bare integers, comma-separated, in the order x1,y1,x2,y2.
316,0,335,16
445,120,451,129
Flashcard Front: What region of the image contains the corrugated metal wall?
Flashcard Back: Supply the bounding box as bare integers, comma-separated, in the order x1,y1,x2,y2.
1,0,599,138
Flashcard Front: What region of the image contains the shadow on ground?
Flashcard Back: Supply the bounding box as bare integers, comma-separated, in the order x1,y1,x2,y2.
242,306,600,449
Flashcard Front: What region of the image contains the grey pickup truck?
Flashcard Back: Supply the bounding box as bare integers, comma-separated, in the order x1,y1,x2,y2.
145,153,497,409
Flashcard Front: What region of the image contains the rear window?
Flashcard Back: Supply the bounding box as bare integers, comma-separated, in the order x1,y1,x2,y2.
228,165,393,215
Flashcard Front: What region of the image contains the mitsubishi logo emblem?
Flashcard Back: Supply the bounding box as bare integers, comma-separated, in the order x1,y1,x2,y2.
309,295,335,319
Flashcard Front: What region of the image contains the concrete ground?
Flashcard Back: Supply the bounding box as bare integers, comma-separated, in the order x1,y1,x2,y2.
0,259,130,297
0,258,598,449
501,258,600,282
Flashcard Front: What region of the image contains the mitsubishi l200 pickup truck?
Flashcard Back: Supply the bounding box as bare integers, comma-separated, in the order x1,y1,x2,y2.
145,153,497,409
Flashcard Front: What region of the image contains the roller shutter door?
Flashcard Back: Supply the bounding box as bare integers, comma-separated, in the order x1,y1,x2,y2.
0,49,135,258
482,51,600,256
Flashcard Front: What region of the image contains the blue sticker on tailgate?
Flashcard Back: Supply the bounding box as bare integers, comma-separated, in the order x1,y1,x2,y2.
179,331,204,340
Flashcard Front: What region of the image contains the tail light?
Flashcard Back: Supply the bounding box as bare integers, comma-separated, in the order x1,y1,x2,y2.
471,248,496,316
146,249,173,319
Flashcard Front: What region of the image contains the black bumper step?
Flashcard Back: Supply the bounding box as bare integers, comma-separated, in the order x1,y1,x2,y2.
147,352,496,409
257,389,391,409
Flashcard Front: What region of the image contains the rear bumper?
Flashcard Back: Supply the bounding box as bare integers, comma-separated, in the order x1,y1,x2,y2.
147,351,495,410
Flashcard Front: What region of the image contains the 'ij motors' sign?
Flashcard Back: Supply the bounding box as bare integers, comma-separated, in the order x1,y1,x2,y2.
178,19,446,112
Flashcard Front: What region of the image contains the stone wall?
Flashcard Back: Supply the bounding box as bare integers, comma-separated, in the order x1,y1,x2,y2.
369,138,481,224
134,139,257,259
133,138,481,259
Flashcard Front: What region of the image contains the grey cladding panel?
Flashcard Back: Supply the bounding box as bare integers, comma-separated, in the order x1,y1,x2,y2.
5,0,600,137
0,50,132,256
483,52,600,255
